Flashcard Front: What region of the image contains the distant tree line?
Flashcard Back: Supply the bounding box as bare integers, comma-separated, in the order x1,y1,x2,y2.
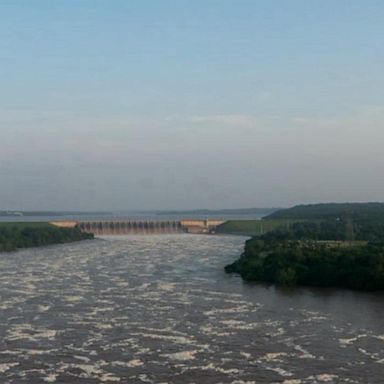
265,203,384,220
265,202,384,220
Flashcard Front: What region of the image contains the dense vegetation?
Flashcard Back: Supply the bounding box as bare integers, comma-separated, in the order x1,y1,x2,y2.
0,223,93,252
225,204,384,291
225,237,384,290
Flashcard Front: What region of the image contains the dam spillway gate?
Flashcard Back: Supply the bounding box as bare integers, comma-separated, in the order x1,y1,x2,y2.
77,221,183,235
51,220,225,235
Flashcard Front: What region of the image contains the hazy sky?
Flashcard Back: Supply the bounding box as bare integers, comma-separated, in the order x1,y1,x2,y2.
1,0,384,211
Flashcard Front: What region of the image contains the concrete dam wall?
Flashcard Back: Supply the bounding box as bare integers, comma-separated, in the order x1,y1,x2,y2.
77,220,183,235
51,220,225,235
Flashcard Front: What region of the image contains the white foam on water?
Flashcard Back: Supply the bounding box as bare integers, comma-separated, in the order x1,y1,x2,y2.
43,373,57,382
74,355,91,363
137,373,155,383
266,327,286,337
358,347,380,361
179,362,242,375
262,352,289,362
204,305,251,316
95,323,114,330
316,373,339,382
290,344,316,360
38,304,51,312
157,282,177,292
339,334,367,346
220,319,260,330
266,366,293,377
69,363,103,376
200,324,233,337
0,362,19,373
112,359,144,368
99,373,121,382
62,295,84,303
131,332,196,346
162,350,198,361
231,381,257,384
6,324,58,342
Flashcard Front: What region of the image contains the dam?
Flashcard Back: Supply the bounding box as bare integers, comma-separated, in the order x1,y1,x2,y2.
51,220,225,235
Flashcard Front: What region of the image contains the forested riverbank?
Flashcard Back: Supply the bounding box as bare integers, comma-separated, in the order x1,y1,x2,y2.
0,223,93,252
225,203,384,291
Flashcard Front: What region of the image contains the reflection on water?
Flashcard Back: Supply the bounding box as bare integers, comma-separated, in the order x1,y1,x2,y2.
0,234,383,383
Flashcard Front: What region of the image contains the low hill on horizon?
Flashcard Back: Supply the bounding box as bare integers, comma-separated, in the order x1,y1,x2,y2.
155,207,280,216
265,202,384,220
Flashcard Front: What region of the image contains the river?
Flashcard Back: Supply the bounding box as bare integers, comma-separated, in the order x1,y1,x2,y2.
0,234,383,383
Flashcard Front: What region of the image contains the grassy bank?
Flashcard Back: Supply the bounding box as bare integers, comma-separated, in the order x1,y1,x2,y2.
0,222,93,252
215,219,306,236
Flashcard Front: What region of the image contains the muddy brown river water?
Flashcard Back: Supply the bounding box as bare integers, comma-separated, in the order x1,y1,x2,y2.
0,234,383,383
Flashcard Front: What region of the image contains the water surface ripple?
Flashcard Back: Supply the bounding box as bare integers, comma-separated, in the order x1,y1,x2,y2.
0,235,383,383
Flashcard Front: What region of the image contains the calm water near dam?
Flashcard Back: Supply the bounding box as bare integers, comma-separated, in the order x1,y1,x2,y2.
0,234,383,383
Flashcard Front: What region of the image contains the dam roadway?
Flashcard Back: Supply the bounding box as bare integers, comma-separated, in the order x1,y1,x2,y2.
51,219,225,235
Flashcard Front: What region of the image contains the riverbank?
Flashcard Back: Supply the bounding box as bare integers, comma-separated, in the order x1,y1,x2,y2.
225,237,384,290
225,203,384,291
0,222,94,252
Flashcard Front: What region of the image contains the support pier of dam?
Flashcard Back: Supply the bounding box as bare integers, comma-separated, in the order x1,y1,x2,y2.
51,220,225,235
